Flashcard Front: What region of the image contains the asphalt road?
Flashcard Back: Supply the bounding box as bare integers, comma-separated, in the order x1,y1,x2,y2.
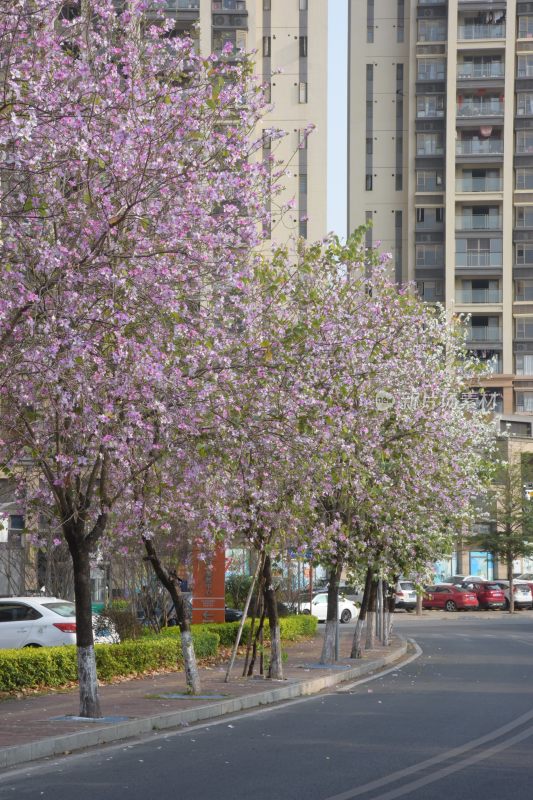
2,612,533,800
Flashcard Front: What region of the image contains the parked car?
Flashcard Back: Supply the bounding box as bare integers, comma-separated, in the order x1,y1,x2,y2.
394,580,417,612
492,581,532,610
225,607,243,623
0,597,118,648
441,575,484,585
422,585,479,612
461,580,505,610
300,592,360,623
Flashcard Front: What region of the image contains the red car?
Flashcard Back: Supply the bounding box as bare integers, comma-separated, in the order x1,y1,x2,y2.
423,585,479,612
461,580,505,610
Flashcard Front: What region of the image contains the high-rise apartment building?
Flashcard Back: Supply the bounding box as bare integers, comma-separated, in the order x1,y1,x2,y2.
167,0,328,243
349,0,533,429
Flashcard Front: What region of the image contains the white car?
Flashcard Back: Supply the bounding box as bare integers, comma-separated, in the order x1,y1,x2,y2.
300,592,360,623
493,581,533,610
0,597,118,648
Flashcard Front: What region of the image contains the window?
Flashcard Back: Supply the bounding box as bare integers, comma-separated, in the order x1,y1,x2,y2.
299,174,307,195
516,317,533,339
397,0,404,43
0,603,42,623
456,238,502,266
436,207,444,223
517,168,533,190
517,245,533,265
416,170,443,191
517,93,533,116
416,94,445,118
417,58,445,81
516,279,533,301
263,36,271,57
516,391,533,412
367,0,374,43
263,0,271,8
416,280,442,301
518,16,533,39
517,131,533,154
298,81,308,103
416,243,443,267
366,137,373,155
518,55,533,77
416,132,443,155
416,208,425,223
516,208,533,228
262,131,271,150
299,36,308,58
365,174,373,191
299,0,308,9
516,355,533,375
212,29,247,53
417,19,446,42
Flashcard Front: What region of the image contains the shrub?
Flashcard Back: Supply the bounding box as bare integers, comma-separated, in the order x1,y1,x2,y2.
159,614,318,647
96,601,143,641
0,629,219,691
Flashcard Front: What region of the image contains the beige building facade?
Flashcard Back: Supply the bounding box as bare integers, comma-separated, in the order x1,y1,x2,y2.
170,0,328,243
349,0,533,424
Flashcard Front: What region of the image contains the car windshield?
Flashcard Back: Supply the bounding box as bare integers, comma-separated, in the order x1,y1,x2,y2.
483,583,501,590
42,601,75,617
400,582,414,590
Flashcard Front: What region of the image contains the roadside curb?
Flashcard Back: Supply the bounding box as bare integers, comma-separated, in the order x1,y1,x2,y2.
0,639,408,770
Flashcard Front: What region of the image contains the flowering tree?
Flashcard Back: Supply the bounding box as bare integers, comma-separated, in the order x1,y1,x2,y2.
0,0,272,716
243,234,497,663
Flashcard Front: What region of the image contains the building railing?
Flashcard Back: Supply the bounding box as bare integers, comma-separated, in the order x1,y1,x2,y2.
456,289,502,303
456,139,503,155
458,24,506,40
465,327,503,342
456,177,502,192
416,144,444,156
457,63,504,79
456,252,503,267
455,215,502,230
457,100,504,117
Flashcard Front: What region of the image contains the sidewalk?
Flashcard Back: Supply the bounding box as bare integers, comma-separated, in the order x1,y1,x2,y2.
0,627,408,770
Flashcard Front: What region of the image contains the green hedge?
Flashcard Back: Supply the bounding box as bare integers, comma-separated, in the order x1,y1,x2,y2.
159,614,318,646
0,629,219,692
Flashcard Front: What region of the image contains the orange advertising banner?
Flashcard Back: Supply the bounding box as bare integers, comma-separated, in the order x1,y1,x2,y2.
192,544,225,624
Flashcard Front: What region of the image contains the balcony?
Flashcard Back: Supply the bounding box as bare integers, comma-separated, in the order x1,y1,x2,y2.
458,24,505,40
457,63,504,79
455,215,502,231
456,139,503,156
456,252,503,267
457,99,504,118
456,289,502,303
465,326,502,343
456,176,502,192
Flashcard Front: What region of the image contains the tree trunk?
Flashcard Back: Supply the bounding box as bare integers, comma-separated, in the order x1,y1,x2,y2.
69,537,102,719
507,555,515,613
384,581,394,646
263,554,283,679
365,580,377,650
248,600,266,677
321,562,342,664
351,566,372,658
142,536,201,694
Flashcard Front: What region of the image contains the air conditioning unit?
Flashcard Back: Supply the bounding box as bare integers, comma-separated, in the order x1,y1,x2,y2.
213,15,226,25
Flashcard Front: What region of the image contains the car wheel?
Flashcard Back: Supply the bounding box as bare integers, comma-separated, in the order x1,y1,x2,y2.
503,598,510,610
445,600,457,612
340,609,352,624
